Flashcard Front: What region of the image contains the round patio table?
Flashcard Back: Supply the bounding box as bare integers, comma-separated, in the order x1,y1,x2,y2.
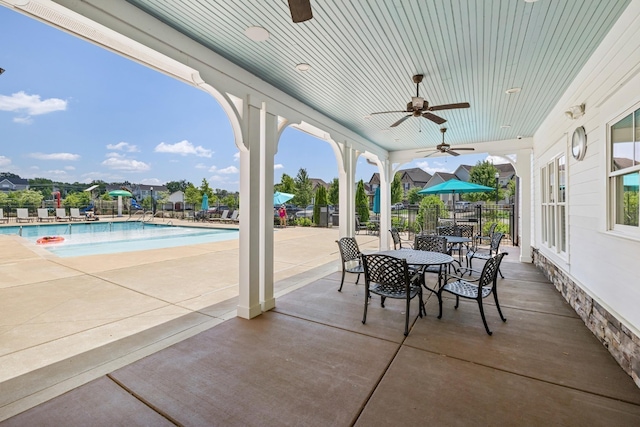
376,249,454,268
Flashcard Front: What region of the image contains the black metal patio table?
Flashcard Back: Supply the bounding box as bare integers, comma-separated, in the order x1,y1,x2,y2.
375,249,455,294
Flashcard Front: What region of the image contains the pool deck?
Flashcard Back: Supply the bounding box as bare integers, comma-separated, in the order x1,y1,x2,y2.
0,218,380,420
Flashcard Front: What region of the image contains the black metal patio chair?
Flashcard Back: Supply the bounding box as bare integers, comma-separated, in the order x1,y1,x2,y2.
437,252,507,335
389,228,413,250
335,237,365,292
361,253,424,336
466,232,506,278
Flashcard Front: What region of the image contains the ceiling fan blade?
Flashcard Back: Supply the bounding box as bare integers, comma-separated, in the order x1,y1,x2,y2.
390,115,411,127
447,150,461,157
370,110,406,115
430,102,471,111
451,147,475,151
422,112,447,125
288,0,313,23
423,151,440,158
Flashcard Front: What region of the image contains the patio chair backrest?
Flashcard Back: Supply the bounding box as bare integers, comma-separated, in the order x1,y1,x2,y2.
458,224,474,239
389,228,402,249
336,237,361,264
438,225,461,237
478,252,506,289
70,208,80,217
414,235,448,253
17,208,29,218
361,254,410,294
56,208,67,217
0,208,4,218
38,208,49,218
489,232,504,254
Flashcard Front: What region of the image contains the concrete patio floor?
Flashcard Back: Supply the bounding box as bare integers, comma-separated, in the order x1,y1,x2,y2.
0,220,379,421
2,232,640,425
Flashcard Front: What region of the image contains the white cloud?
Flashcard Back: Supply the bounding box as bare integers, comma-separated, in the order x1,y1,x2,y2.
195,163,207,169
140,178,163,185
274,163,284,170
101,153,150,172
65,166,76,171
233,152,240,161
415,161,451,175
218,166,238,174
154,140,212,158
107,142,139,152
13,116,33,125
485,155,509,165
46,169,69,177
0,156,11,167
29,152,80,161
0,91,67,115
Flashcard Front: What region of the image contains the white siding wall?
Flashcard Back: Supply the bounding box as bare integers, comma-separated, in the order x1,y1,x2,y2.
533,0,640,334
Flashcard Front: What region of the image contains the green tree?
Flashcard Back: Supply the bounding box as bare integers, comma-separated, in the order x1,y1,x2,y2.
200,178,214,199
293,168,312,207
467,160,500,203
328,178,339,206
166,180,189,193
507,179,516,203
391,173,403,204
184,184,201,207
313,185,328,225
29,177,54,200
223,194,238,210
13,189,44,207
62,191,91,207
355,180,369,223
274,173,296,195
407,187,424,205
415,195,446,233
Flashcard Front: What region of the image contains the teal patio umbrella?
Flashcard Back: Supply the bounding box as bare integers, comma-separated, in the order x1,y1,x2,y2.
201,194,209,211
372,186,380,215
418,179,494,224
108,189,132,217
273,191,294,206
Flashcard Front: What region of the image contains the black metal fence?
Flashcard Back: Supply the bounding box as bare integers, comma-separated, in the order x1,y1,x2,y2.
390,204,517,246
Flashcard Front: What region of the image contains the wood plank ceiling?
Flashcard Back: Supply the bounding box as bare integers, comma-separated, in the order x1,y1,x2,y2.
126,0,630,153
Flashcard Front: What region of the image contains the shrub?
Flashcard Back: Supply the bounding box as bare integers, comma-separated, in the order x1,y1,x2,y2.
296,217,312,227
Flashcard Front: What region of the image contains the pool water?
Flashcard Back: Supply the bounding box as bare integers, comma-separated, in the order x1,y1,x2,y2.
0,222,239,257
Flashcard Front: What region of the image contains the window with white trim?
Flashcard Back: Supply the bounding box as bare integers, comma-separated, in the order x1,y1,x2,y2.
540,154,567,254
610,108,640,230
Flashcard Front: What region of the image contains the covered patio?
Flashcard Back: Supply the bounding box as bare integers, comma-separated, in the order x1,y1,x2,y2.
3,254,640,425
2,0,640,421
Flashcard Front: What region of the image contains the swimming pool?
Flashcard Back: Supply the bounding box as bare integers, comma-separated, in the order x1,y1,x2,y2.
0,222,239,257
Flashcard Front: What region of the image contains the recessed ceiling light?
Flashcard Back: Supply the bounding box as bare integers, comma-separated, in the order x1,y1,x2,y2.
505,87,521,94
245,26,269,42
363,115,371,120
295,63,311,72
501,125,511,128
381,129,390,133
524,0,538,3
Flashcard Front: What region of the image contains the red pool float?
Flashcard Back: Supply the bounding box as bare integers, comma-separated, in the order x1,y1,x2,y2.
36,236,65,244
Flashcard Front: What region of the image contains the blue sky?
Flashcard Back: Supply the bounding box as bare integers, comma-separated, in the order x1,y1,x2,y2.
0,6,496,192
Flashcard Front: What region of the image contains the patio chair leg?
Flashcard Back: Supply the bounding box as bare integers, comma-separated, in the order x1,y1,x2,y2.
355,273,360,285
338,271,346,292
437,289,444,319
478,300,492,335
498,267,504,279
362,289,369,324
404,298,410,336
380,296,386,307
493,290,507,322
454,295,460,309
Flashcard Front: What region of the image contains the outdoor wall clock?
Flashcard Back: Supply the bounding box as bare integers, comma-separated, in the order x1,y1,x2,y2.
571,126,587,161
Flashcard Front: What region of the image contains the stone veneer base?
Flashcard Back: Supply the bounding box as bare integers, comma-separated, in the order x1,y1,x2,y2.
532,247,640,389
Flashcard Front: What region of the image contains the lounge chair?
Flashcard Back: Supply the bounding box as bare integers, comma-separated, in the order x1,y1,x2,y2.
0,208,8,223
211,210,229,222
37,208,54,222
16,208,33,223
70,208,84,221
56,208,71,221
224,210,239,224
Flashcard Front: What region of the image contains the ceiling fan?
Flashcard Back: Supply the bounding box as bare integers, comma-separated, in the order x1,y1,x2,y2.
370,74,470,127
418,127,475,157
288,0,313,23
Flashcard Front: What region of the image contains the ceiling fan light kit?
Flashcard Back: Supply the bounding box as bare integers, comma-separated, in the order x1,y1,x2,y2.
416,127,475,157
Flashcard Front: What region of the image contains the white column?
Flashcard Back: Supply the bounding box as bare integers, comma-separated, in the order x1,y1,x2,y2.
237,103,263,319
338,143,358,237
378,160,392,250
516,148,533,262
261,110,277,312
